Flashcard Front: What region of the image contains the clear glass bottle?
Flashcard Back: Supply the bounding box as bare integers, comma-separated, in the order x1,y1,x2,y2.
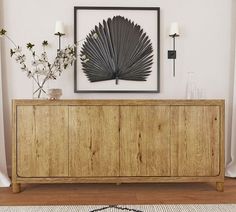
186,72,196,99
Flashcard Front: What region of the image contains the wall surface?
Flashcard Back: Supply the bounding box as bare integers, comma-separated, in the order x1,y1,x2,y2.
1,0,235,170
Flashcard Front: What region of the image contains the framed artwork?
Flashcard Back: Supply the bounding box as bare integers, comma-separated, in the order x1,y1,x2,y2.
74,7,160,93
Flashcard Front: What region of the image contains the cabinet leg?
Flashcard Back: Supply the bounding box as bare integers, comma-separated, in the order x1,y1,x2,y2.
216,182,224,192
12,183,21,193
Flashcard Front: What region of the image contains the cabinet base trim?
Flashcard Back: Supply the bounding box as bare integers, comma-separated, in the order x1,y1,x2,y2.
15,176,224,184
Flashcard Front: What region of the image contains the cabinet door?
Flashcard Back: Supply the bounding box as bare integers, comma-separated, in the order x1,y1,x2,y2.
17,106,69,177
69,106,119,177
171,106,220,176
120,106,171,176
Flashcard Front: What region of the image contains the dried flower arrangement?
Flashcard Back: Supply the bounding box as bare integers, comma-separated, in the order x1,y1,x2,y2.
0,28,77,98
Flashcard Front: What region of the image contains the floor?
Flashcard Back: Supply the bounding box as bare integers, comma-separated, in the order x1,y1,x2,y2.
0,178,235,206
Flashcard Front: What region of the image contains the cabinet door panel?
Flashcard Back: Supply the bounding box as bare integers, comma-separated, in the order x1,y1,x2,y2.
17,106,69,177
171,106,220,176
69,106,119,177
120,106,171,176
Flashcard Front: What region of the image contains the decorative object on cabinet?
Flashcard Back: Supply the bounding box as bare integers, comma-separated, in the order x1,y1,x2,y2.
74,7,160,93
186,72,206,99
0,29,76,99
47,89,63,100
168,22,180,77
186,72,196,99
12,99,224,193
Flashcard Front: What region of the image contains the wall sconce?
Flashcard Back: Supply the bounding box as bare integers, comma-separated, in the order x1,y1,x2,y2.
168,22,180,77
54,21,65,51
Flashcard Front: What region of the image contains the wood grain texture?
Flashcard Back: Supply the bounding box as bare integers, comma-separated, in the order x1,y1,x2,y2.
170,106,220,176
216,182,224,192
17,106,69,177
15,176,224,184
13,99,225,106
12,101,17,189
12,183,21,193
219,102,225,180
0,178,235,206
12,99,225,192
69,106,119,177
120,106,171,176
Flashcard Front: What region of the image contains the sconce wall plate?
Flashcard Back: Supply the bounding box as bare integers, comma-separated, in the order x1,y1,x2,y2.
168,50,176,59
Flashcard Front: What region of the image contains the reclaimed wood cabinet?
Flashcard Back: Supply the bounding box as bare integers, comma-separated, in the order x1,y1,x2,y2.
12,100,225,193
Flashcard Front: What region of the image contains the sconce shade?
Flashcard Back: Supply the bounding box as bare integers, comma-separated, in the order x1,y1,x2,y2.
54,21,65,35
169,22,180,37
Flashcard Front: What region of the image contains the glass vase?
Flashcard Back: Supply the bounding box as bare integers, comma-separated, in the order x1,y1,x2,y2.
32,77,49,99
186,72,196,99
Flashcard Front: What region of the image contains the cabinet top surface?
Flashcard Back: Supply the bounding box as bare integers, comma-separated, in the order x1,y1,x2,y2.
12,99,225,106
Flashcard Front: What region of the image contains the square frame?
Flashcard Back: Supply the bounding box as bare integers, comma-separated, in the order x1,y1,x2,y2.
74,6,160,93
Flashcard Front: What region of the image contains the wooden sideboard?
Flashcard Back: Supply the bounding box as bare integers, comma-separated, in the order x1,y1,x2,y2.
12,99,225,193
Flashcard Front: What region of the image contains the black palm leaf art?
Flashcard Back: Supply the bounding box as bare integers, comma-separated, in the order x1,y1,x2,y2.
80,16,153,85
